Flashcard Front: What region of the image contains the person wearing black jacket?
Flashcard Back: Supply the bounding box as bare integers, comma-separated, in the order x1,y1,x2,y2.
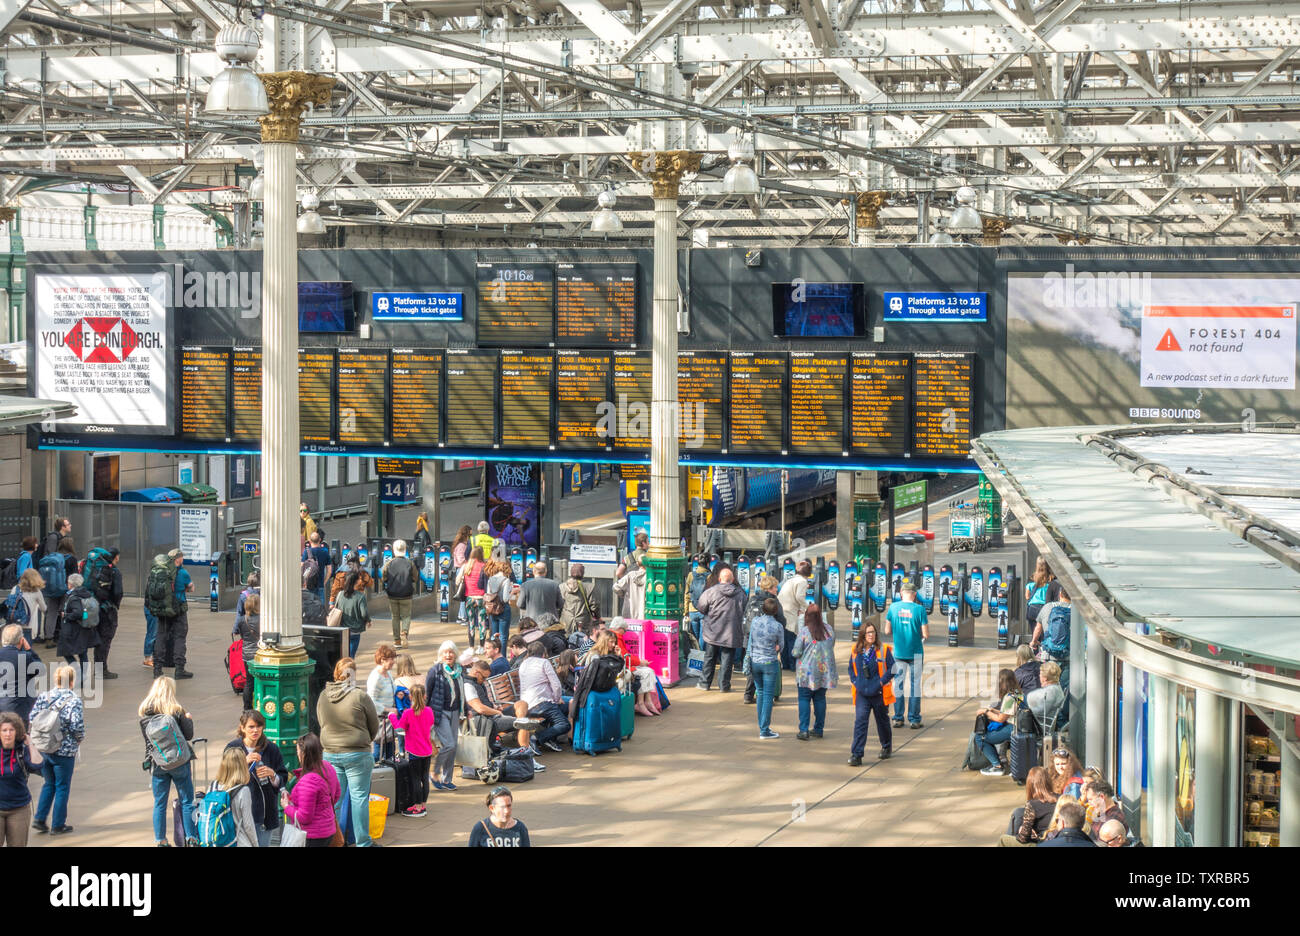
44,537,78,650
225,710,287,847
0,625,42,726
301,587,327,630
89,548,124,679
572,631,625,720
1037,802,1096,847
56,574,101,687
0,711,42,846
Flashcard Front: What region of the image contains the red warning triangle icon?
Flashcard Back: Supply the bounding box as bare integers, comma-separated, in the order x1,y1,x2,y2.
1155,328,1181,351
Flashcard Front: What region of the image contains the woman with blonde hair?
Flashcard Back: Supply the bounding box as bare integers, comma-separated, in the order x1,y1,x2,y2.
138,676,197,846
424,641,464,791
393,653,422,692
316,656,379,847
484,558,516,647
204,746,259,846
9,568,46,643
457,547,490,648
29,664,84,836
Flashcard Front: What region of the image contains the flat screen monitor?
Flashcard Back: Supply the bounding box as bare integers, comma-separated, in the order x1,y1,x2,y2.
302,625,347,736
299,281,356,333
772,282,865,338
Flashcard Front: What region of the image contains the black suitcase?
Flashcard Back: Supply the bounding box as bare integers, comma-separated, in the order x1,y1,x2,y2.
1008,729,1041,784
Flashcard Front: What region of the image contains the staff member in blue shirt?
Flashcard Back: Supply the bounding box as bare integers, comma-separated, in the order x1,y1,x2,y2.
884,583,929,729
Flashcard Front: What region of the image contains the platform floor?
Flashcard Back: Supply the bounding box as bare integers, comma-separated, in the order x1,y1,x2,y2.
19,548,1033,847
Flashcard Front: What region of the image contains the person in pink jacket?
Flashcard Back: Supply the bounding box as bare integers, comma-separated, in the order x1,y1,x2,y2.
389,684,436,817
282,733,341,847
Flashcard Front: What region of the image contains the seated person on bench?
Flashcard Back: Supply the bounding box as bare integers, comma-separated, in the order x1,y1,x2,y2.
517,641,571,753
464,660,542,751
507,634,531,671
608,617,663,716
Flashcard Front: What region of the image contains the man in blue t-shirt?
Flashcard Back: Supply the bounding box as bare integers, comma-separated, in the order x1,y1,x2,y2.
884,582,928,729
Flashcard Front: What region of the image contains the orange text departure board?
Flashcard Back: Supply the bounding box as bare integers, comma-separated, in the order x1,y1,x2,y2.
500,350,553,449
476,263,554,346
297,349,334,443
789,351,847,456
444,350,497,448
231,347,261,441
390,349,442,447
677,351,726,452
728,352,786,454
556,263,637,346
555,350,610,451
336,348,388,445
850,352,911,456
611,350,652,453
912,352,975,458
179,346,229,441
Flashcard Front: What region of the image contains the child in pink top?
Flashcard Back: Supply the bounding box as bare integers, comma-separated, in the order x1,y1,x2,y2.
282,733,341,845
389,684,436,817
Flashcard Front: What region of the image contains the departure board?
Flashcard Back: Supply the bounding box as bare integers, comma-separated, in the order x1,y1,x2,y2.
500,351,554,449
677,351,726,452
390,349,442,447
476,263,554,346
444,350,498,448
728,352,786,454
179,346,230,441
555,350,611,451
912,352,975,458
850,352,911,456
231,347,262,441
556,263,637,347
298,349,335,443
611,350,652,453
336,348,388,445
789,352,847,456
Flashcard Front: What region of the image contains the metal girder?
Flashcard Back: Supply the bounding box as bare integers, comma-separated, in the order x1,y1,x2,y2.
0,0,32,33
618,0,698,64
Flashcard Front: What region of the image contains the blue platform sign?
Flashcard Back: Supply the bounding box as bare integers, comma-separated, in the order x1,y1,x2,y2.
883,291,986,322
372,291,463,321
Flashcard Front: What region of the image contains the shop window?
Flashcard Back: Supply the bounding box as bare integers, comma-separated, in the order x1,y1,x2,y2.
1243,712,1281,847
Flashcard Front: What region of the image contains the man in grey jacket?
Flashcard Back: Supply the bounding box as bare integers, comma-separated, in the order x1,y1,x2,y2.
695,568,746,692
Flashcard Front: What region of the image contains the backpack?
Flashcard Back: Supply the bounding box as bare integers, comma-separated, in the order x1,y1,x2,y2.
4,589,29,629
61,591,99,631
145,562,180,618
38,554,67,599
393,685,412,717
589,655,623,693
29,695,72,754
142,713,193,770
82,547,114,599
0,558,18,591
475,747,535,784
1015,704,1040,735
1043,604,1071,659
540,630,567,658
689,571,708,608
197,787,237,847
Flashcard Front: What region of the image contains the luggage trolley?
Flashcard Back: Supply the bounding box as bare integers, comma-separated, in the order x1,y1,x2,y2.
947,502,988,553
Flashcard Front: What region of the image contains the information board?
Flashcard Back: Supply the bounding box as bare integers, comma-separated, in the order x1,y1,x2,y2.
298,349,335,443
179,346,230,441
376,458,422,476
912,352,975,458
611,350,652,454
444,350,497,448
231,347,261,441
789,351,847,456
677,351,726,453
555,350,611,451
476,263,554,346
850,352,911,456
500,351,554,449
390,349,442,447
728,352,786,454
556,263,637,346
336,348,388,445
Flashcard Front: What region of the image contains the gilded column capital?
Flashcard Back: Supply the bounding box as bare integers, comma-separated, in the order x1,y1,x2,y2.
0,207,15,224
630,150,703,199
981,216,1011,246
257,72,336,143
855,190,889,230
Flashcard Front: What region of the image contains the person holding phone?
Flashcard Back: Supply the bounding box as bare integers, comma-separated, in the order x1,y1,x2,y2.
225,710,287,847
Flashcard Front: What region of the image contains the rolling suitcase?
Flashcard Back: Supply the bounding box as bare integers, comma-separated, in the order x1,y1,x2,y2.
620,691,635,741
1008,729,1041,784
573,687,622,755
172,737,208,847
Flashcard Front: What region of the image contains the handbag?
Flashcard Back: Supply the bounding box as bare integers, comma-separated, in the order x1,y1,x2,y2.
279,816,307,848
454,718,491,769
328,817,344,847
974,712,991,735
326,607,343,628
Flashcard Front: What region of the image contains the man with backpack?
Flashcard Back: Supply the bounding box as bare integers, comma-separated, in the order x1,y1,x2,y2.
37,538,74,649
84,547,123,680
381,539,417,648
146,549,194,680
302,531,332,603
1031,588,1073,726
56,574,101,687
39,517,69,563
0,537,37,594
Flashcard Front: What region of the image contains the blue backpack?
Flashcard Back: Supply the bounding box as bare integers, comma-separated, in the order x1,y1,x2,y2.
1043,604,1071,660
197,787,236,847
38,555,67,599
4,590,29,628
393,686,412,717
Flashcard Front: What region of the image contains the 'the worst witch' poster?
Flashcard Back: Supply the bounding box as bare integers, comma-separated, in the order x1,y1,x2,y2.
485,462,541,549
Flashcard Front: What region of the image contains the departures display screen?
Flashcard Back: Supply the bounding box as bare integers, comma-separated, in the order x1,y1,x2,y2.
476,263,554,347
171,346,977,464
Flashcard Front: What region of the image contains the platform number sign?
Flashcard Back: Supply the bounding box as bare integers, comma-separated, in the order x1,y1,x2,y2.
380,476,419,504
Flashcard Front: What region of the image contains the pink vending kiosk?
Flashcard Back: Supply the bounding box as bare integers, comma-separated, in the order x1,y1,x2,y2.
643,620,681,686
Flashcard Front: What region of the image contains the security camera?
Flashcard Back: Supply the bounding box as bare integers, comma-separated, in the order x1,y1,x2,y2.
249,0,265,19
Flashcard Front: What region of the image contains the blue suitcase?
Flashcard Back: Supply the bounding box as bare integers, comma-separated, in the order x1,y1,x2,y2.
574,687,622,755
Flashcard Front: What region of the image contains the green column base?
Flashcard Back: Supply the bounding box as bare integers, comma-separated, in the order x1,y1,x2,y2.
249,645,315,770
853,498,882,570
642,552,687,622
